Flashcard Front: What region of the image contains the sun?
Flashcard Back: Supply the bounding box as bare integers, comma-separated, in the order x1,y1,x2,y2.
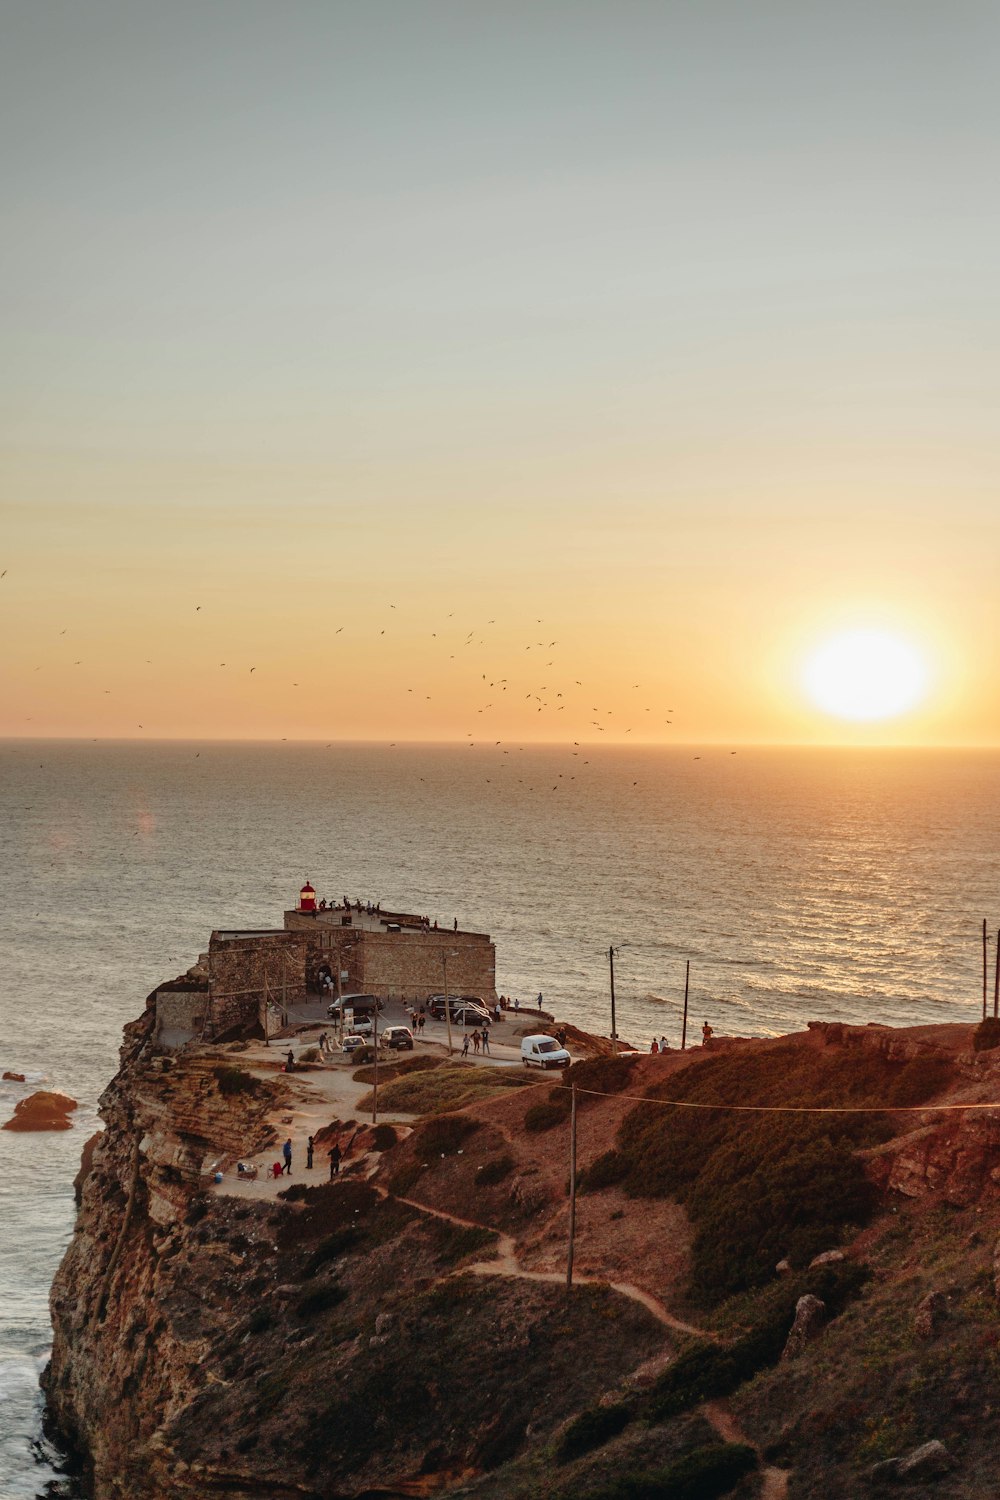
802,629,929,722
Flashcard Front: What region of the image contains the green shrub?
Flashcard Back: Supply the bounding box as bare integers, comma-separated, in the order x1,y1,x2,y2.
580,1442,756,1500
886,1054,954,1105
296,1283,347,1318
387,1161,423,1197
475,1153,515,1187
414,1114,481,1159
658,1442,757,1499
370,1123,398,1152
352,1054,439,1085
612,1045,897,1302
974,1018,1000,1052
213,1065,261,1097
556,1401,631,1462
579,1149,630,1194
303,1228,361,1276
524,1102,568,1133
430,1221,497,1266
648,1260,867,1420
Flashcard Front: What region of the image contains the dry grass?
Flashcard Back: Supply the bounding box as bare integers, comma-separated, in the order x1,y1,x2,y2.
357,1063,530,1116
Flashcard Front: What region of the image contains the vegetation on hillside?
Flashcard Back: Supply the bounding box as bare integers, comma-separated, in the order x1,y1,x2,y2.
607,1045,952,1302
357,1061,529,1116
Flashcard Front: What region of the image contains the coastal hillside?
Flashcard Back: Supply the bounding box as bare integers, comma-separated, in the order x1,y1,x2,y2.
44,992,1000,1499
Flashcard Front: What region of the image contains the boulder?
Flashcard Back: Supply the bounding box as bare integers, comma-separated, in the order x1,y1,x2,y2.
3,1090,77,1131
808,1249,845,1268
2,1070,26,1082
775,1258,792,1274
870,1440,953,1485
914,1290,945,1339
897,1441,953,1481
781,1294,826,1360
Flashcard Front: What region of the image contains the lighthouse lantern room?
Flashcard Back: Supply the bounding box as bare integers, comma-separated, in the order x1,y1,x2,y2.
298,880,317,913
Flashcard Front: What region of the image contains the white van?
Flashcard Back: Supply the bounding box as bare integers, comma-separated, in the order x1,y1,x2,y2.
521,1034,571,1070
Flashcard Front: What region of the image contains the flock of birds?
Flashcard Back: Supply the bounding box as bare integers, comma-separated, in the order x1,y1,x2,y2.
6,574,741,787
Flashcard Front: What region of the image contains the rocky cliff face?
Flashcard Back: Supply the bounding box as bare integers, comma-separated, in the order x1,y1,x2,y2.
44,998,667,1500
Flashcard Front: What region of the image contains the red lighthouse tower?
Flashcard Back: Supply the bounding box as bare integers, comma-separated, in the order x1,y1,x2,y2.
298,880,317,913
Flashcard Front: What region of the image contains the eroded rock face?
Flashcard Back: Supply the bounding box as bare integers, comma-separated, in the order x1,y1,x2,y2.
43,1005,668,1500
867,1113,1000,1206
3,1089,77,1130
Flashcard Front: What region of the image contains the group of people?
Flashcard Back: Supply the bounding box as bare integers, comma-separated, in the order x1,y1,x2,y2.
265,1134,345,1180
460,1028,491,1056
649,1022,714,1055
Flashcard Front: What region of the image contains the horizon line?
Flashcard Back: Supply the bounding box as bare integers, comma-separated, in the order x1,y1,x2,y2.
2,735,1000,751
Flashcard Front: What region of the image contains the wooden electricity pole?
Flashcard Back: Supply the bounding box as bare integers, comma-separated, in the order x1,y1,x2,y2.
372,1001,379,1125
994,928,999,1022
263,971,270,1047
681,960,690,1051
566,1083,578,1297
984,919,989,1022
609,946,617,1045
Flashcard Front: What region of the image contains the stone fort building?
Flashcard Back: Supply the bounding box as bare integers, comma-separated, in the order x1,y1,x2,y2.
154,883,497,1041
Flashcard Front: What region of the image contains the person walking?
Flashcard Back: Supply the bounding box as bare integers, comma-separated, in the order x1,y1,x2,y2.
281,1137,293,1175
702,1022,713,1044
461,1033,470,1058
481,1027,491,1056
660,1035,670,1054
472,1029,481,1055
650,1038,659,1055
513,997,520,1013
537,992,543,1010
306,1135,314,1169
328,1143,341,1179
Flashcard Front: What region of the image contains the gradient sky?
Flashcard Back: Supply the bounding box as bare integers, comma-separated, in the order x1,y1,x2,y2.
3,1,999,743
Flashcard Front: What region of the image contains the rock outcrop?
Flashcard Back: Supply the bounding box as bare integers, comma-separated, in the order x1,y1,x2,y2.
3,1089,77,1130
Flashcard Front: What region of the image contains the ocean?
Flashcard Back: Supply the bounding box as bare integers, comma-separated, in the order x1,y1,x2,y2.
2,740,999,1495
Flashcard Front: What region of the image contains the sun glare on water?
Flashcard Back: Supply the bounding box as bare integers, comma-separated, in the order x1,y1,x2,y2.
802,629,929,722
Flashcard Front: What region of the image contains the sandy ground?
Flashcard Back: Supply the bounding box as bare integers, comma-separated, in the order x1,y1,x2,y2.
206,998,571,1201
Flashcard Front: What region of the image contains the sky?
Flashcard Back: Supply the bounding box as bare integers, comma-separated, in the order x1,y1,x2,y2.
2,1,999,744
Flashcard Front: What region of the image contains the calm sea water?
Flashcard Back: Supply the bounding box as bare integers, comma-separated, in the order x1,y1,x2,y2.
2,740,1000,1494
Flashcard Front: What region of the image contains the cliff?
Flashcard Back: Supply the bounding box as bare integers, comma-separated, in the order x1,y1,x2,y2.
45,999,1000,1500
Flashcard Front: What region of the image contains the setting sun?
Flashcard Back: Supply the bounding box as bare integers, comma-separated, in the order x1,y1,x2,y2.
802,629,929,722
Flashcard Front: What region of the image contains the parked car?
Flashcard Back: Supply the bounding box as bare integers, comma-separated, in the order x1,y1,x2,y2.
327,992,383,1021
428,994,489,1021
451,1006,492,1027
347,1014,374,1036
380,1026,414,1051
341,1034,373,1058
521,1034,571,1069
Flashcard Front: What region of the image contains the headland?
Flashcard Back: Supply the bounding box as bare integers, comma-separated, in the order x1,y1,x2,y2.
41,897,1000,1500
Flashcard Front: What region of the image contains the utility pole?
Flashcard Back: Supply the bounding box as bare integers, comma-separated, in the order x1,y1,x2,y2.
263,971,270,1047
609,945,617,1046
994,929,999,1022
281,953,288,1027
442,951,455,1057
566,1082,577,1297
983,919,988,1022
372,998,379,1125
681,960,690,1051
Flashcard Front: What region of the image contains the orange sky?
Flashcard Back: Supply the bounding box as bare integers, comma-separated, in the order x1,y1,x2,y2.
3,4,999,746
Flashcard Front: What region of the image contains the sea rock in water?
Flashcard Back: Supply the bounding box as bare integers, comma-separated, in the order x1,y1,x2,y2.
2,1070,26,1082
781,1295,826,1360
3,1090,78,1131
